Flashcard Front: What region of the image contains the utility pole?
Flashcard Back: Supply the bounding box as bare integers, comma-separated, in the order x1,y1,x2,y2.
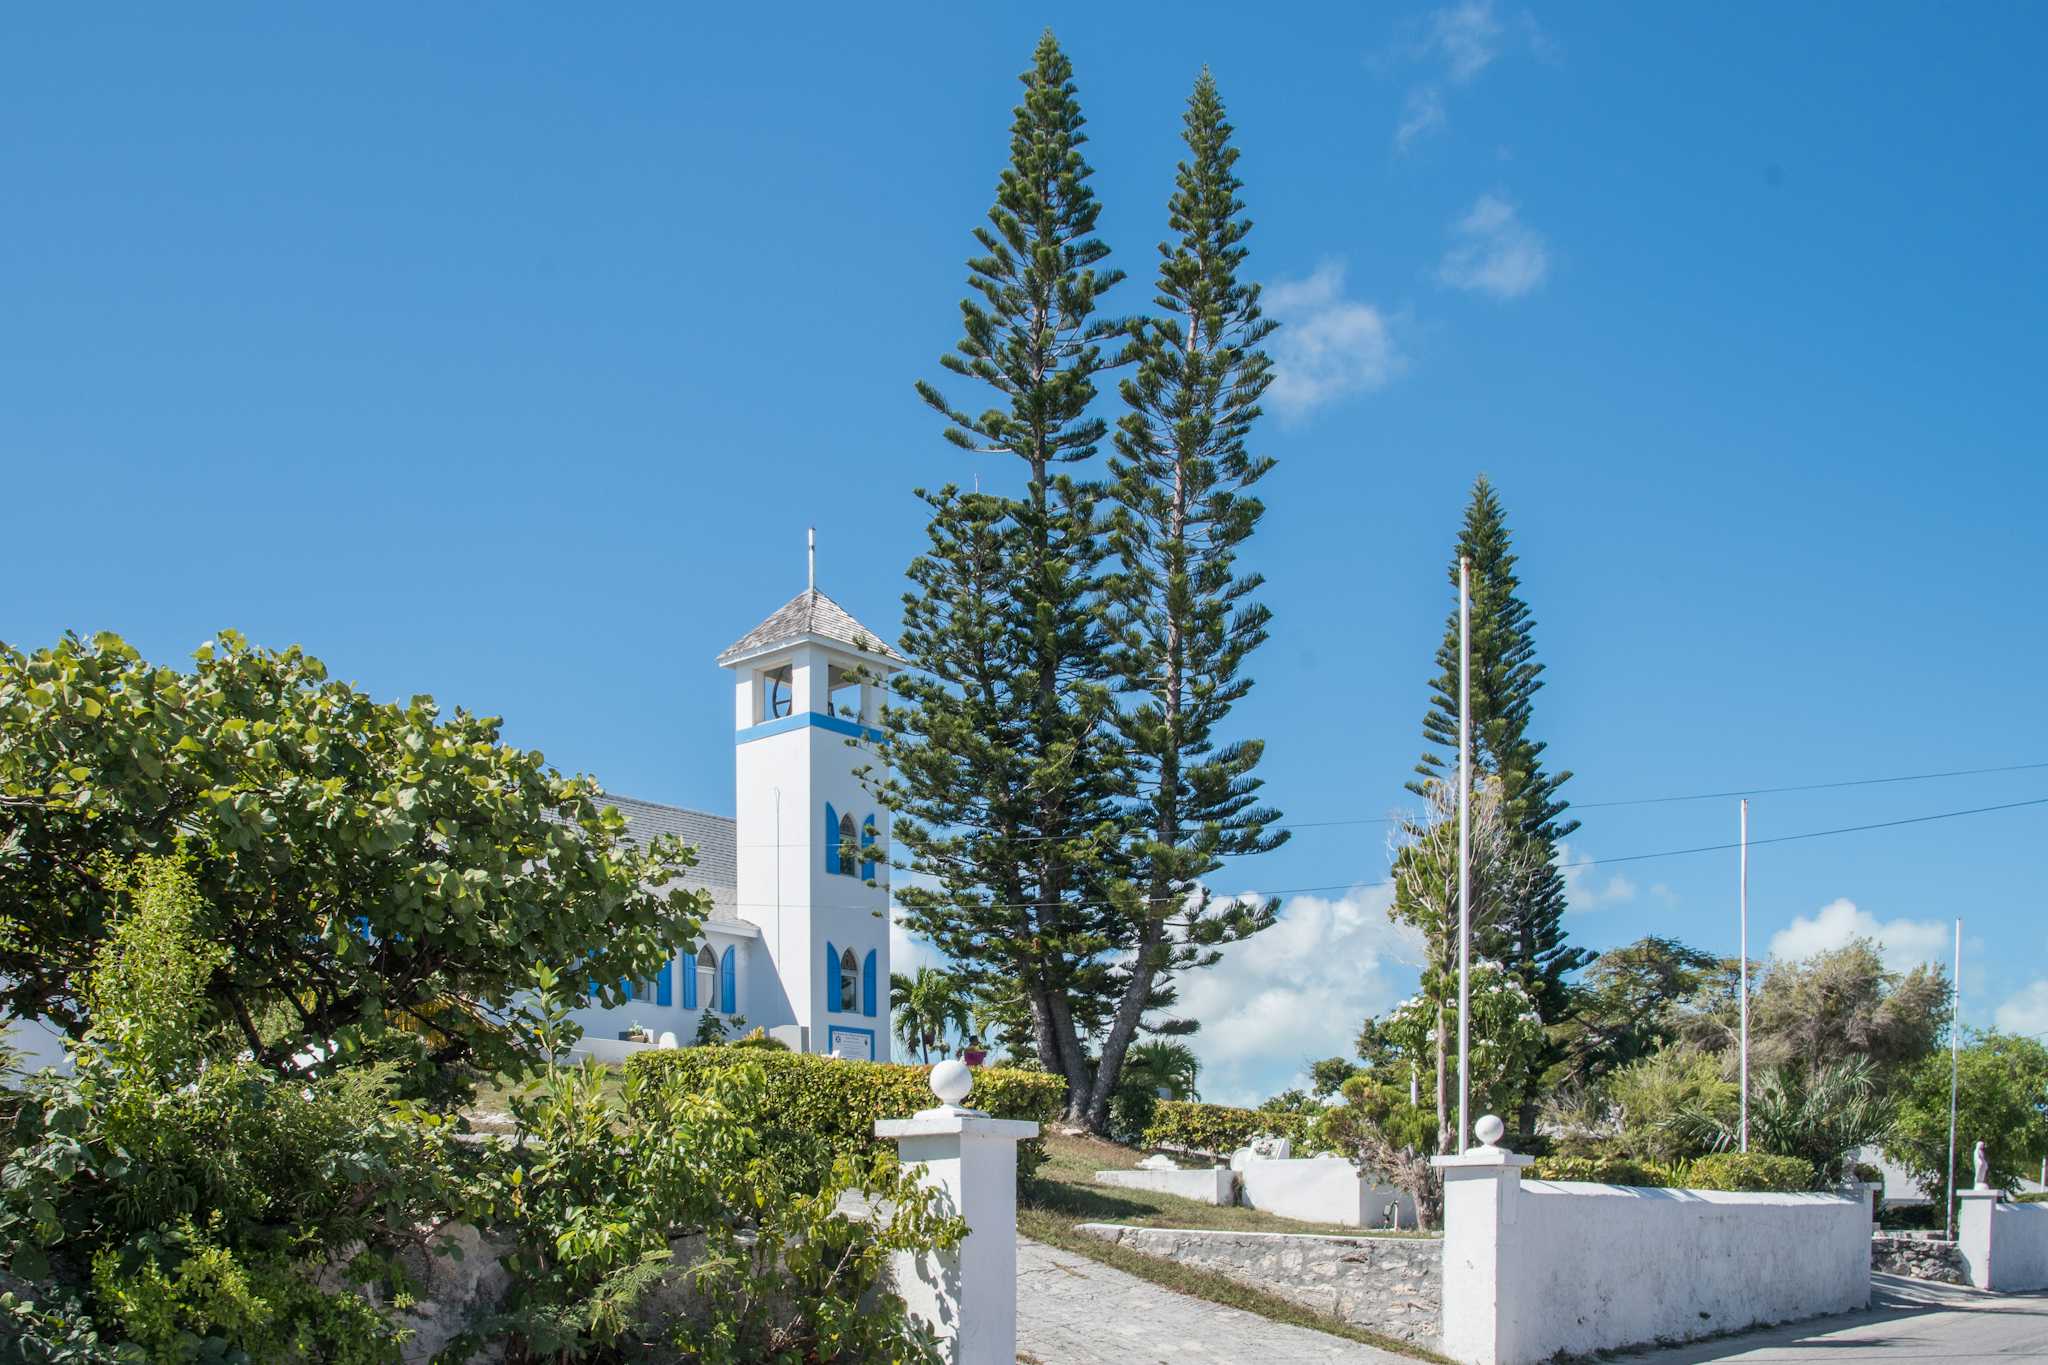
1457,555,1472,1155
1739,798,1750,1153
1946,917,1962,1241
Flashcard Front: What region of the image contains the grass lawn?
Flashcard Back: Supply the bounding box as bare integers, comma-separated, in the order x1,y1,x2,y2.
1027,1130,1432,1238
1019,1132,1446,1362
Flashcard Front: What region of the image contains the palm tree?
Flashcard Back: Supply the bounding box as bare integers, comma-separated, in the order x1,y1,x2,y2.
889,967,970,1064
1666,1056,1896,1183
1120,1038,1201,1102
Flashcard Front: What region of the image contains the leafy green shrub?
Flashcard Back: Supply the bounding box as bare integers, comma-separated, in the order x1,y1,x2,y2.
1525,1154,1676,1187
625,1048,1064,1181
1681,1152,1818,1192
0,854,449,1363
1140,1100,1312,1156
463,1024,957,1364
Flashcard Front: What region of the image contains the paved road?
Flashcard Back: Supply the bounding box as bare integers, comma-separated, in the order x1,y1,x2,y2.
1611,1273,2048,1363
1014,1236,1413,1364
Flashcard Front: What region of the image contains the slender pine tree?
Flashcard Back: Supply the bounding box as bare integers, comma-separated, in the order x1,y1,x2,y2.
1409,476,1591,1138
1087,71,1285,1130
880,32,1130,1123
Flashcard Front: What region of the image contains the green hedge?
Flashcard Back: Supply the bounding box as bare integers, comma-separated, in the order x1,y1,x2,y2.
1682,1152,1816,1192
624,1048,1064,1178
1525,1154,1678,1187
1524,1151,1818,1192
1140,1100,1312,1157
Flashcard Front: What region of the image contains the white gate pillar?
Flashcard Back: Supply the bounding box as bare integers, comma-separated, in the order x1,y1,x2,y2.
876,1060,1039,1364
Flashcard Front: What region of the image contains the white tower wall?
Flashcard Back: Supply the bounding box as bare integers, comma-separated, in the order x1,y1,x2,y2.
724,611,896,1062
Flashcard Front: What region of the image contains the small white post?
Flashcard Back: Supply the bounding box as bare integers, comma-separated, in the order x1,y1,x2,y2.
1739,798,1750,1154
1457,555,1472,1156
1435,1114,1532,1365
876,1059,1039,1364
1956,1184,2001,1290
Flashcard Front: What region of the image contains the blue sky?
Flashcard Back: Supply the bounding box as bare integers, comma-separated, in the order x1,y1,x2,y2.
6,5,2044,1102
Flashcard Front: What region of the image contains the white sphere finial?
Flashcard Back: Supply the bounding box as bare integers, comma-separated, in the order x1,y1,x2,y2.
1474,1114,1506,1149
929,1058,973,1108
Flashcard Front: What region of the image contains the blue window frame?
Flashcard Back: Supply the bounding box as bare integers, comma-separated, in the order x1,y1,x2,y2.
862,949,877,1017
719,946,737,1014
655,959,673,1007
682,952,698,1009
824,802,841,874
860,815,877,880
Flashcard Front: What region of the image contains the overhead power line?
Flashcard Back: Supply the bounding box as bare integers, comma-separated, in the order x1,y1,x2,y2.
714,791,2048,915
729,758,2048,849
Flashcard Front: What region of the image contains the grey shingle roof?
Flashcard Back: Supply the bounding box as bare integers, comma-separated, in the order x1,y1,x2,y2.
715,588,905,666
600,793,745,926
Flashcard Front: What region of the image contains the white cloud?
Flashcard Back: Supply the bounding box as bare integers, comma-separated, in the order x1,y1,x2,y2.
1175,883,1423,1106
1438,194,1550,299
889,902,942,978
1767,898,1952,972
1264,262,1403,420
1394,86,1446,152
1432,0,1505,83
1995,980,2048,1037
1559,842,1637,912
1388,2,1542,151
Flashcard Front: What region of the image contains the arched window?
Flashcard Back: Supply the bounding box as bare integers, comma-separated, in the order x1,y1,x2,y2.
838,813,857,877
696,948,718,1013
839,948,859,1013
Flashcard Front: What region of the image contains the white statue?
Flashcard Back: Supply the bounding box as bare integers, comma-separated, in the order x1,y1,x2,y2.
1974,1139,1992,1190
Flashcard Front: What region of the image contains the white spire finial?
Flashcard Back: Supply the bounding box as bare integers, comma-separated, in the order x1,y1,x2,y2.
807,527,816,592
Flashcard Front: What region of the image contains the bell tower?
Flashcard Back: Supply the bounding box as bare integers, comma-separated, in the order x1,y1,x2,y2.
717,534,901,1061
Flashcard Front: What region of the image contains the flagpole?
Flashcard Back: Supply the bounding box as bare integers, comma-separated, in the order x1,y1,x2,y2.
1457,555,1472,1155
1946,917,1961,1241
1739,798,1750,1154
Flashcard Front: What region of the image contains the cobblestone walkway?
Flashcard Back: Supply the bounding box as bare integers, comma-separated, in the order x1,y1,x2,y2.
1015,1236,1416,1364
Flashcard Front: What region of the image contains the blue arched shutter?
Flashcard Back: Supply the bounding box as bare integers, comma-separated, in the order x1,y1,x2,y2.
719,946,737,1014
621,977,635,1001
860,815,877,880
862,949,877,1018
824,802,840,874
655,958,673,1007
682,953,698,1009
824,941,837,1014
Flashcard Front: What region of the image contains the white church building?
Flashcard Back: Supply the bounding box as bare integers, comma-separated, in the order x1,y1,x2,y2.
565,579,903,1064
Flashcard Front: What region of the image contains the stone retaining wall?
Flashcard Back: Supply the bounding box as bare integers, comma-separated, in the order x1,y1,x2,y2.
1870,1233,1966,1285
1076,1224,1442,1350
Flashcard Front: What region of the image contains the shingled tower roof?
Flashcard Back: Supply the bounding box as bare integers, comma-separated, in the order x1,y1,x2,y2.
715,588,905,667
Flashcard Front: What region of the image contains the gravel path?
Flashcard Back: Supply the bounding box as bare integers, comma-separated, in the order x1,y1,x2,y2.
1014,1236,1417,1365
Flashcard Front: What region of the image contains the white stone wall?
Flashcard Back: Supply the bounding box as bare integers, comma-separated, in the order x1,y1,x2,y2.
1237,1156,1418,1229
1094,1167,1236,1205
1439,1156,1869,1365
1959,1194,2048,1291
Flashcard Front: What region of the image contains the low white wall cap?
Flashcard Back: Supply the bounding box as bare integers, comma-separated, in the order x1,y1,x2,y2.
1432,1149,1534,1171
1957,1187,2004,1200
875,1112,1041,1141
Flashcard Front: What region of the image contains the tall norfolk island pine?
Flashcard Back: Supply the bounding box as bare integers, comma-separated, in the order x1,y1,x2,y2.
1091,71,1285,1130
880,43,1283,1129
884,32,1130,1124
1410,477,1591,1137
